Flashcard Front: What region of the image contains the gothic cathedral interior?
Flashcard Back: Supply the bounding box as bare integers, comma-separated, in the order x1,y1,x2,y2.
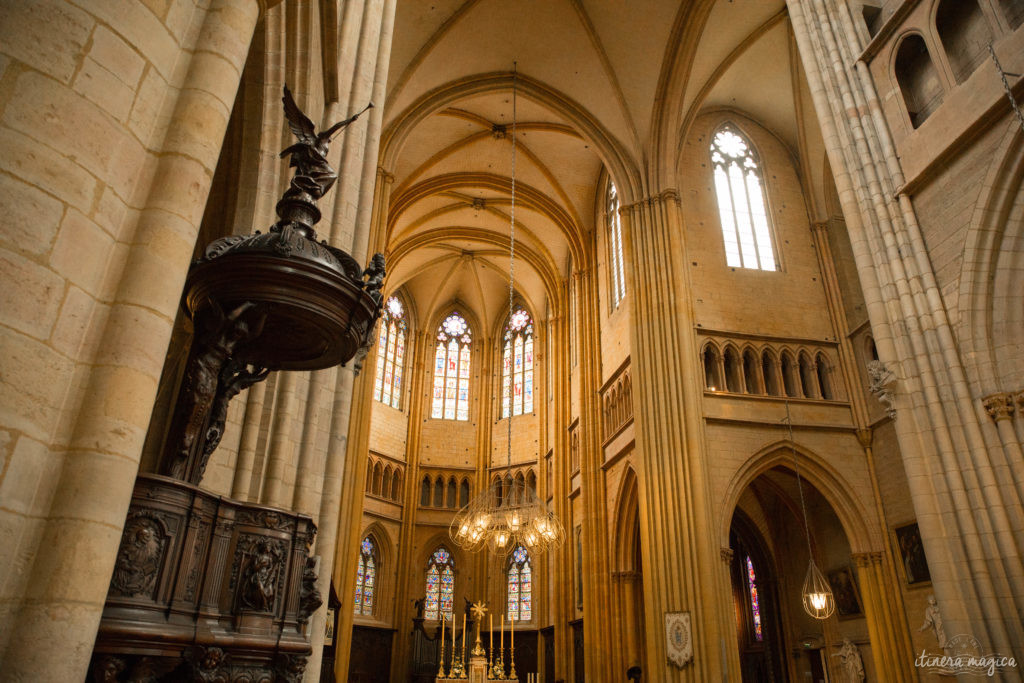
1,1,1023,682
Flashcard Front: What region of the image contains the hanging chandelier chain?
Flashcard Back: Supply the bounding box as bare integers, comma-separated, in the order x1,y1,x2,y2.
785,401,815,557
989,44,1024,135
506,63,517,471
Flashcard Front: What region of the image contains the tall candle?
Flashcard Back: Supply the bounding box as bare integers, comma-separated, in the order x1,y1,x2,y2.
500,613,504,654
440,615,445,667
462,613,467,654
511,613,514,650
489,614,493,656
452,610,456,654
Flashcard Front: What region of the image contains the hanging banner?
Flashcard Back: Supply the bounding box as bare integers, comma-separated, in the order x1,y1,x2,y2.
665,611,693,668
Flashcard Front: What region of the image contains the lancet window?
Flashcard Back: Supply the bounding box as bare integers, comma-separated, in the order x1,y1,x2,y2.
502,307,534,417
745,555,763,641
710,126,777,271
432,312,472,420
424,547,455,621
507,546,532,622
373,296,407,409
607,182,626,306
354,537,377,616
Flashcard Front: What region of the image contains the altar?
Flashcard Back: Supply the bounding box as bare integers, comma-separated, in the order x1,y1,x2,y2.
434,601,539,683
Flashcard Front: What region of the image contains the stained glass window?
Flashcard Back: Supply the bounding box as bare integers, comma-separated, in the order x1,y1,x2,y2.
711,126,777,271
425,547,455,621
374,296,407,409
501,308,534,418
745,555,762,641
432,312,472,420
607,182,627,306
507,546,532,621
354,536,377,616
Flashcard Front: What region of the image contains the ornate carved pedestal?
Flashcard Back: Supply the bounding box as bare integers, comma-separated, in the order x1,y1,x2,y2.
90,474,321,682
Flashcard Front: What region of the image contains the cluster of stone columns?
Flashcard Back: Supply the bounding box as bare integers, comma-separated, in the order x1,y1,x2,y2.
786,0,1024,663
0,0,396,680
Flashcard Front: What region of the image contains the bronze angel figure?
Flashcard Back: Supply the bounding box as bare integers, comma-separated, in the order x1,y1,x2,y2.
280,84,372,199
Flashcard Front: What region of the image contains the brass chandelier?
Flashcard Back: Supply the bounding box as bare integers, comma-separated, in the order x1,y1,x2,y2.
449,65,565,556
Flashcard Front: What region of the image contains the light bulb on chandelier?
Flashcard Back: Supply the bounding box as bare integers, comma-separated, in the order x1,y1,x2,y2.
449,63,565,557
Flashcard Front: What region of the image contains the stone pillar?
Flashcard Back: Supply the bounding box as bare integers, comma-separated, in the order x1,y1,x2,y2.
620,191,727,681
0,1,261,679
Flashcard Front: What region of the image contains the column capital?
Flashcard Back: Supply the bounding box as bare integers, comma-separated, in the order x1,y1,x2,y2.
611,570,642,583
720,547,734,565
618,188,681,215
855,428,873,449
981,392,1015,422
850,551,882,568
810,221,830,234
376,166,395,184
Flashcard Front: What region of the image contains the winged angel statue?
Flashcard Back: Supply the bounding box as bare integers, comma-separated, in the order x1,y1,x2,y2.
280,84,373,200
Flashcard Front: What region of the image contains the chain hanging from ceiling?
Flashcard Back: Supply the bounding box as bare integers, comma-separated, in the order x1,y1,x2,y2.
449,64,565,556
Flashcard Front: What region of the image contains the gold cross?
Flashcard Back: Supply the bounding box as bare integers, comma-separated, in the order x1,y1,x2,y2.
470,600,488,621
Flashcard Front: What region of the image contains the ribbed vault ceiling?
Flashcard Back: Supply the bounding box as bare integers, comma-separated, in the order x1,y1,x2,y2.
382,0,817,332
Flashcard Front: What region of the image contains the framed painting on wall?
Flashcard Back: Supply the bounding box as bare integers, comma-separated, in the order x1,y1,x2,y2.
893,521,931,585
826,565,862,618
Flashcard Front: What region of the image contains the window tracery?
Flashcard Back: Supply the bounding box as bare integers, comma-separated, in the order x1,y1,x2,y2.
374,296,407,409
432,312,472,420
710,126,777,271
354,536,377,616
425,547,455,621
507,545,532,621
502,307,534,417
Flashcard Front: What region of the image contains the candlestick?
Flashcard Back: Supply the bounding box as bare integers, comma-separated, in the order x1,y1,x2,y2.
452,610,456,655
462,613,467,655
489,613,493,657
438,615,447,679
510,613,514,650
500,613,504,654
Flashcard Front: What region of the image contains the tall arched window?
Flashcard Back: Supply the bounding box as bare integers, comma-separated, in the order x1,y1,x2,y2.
607,182,627,306
502,307,534,417
745,555,763,641
710,126,777,271
374,296,407,409
354,537,377,616
425,547,455,621
507,546,532,622
432,312,472,420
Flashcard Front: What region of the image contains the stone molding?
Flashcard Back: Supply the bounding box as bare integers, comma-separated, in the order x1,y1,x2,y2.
982,392,1015,422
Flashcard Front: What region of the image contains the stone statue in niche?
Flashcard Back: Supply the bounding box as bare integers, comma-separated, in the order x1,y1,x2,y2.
297,556,323,625
866,360,897,418
164,301,266,483
110,515,164,598
830,638,865,682
240,538,284,612
918,594,947,650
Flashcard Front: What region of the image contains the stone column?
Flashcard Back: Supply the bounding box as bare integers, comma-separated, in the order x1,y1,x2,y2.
0,1,261,679
620,191,727,681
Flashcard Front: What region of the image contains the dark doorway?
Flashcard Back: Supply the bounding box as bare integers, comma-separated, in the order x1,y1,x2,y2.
347,625,394,683
571,619,584,683
730,513,787,683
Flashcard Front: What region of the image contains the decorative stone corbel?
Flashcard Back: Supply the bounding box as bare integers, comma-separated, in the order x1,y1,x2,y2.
981,392,1015,422
720,547,734,565
866,360,897,419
